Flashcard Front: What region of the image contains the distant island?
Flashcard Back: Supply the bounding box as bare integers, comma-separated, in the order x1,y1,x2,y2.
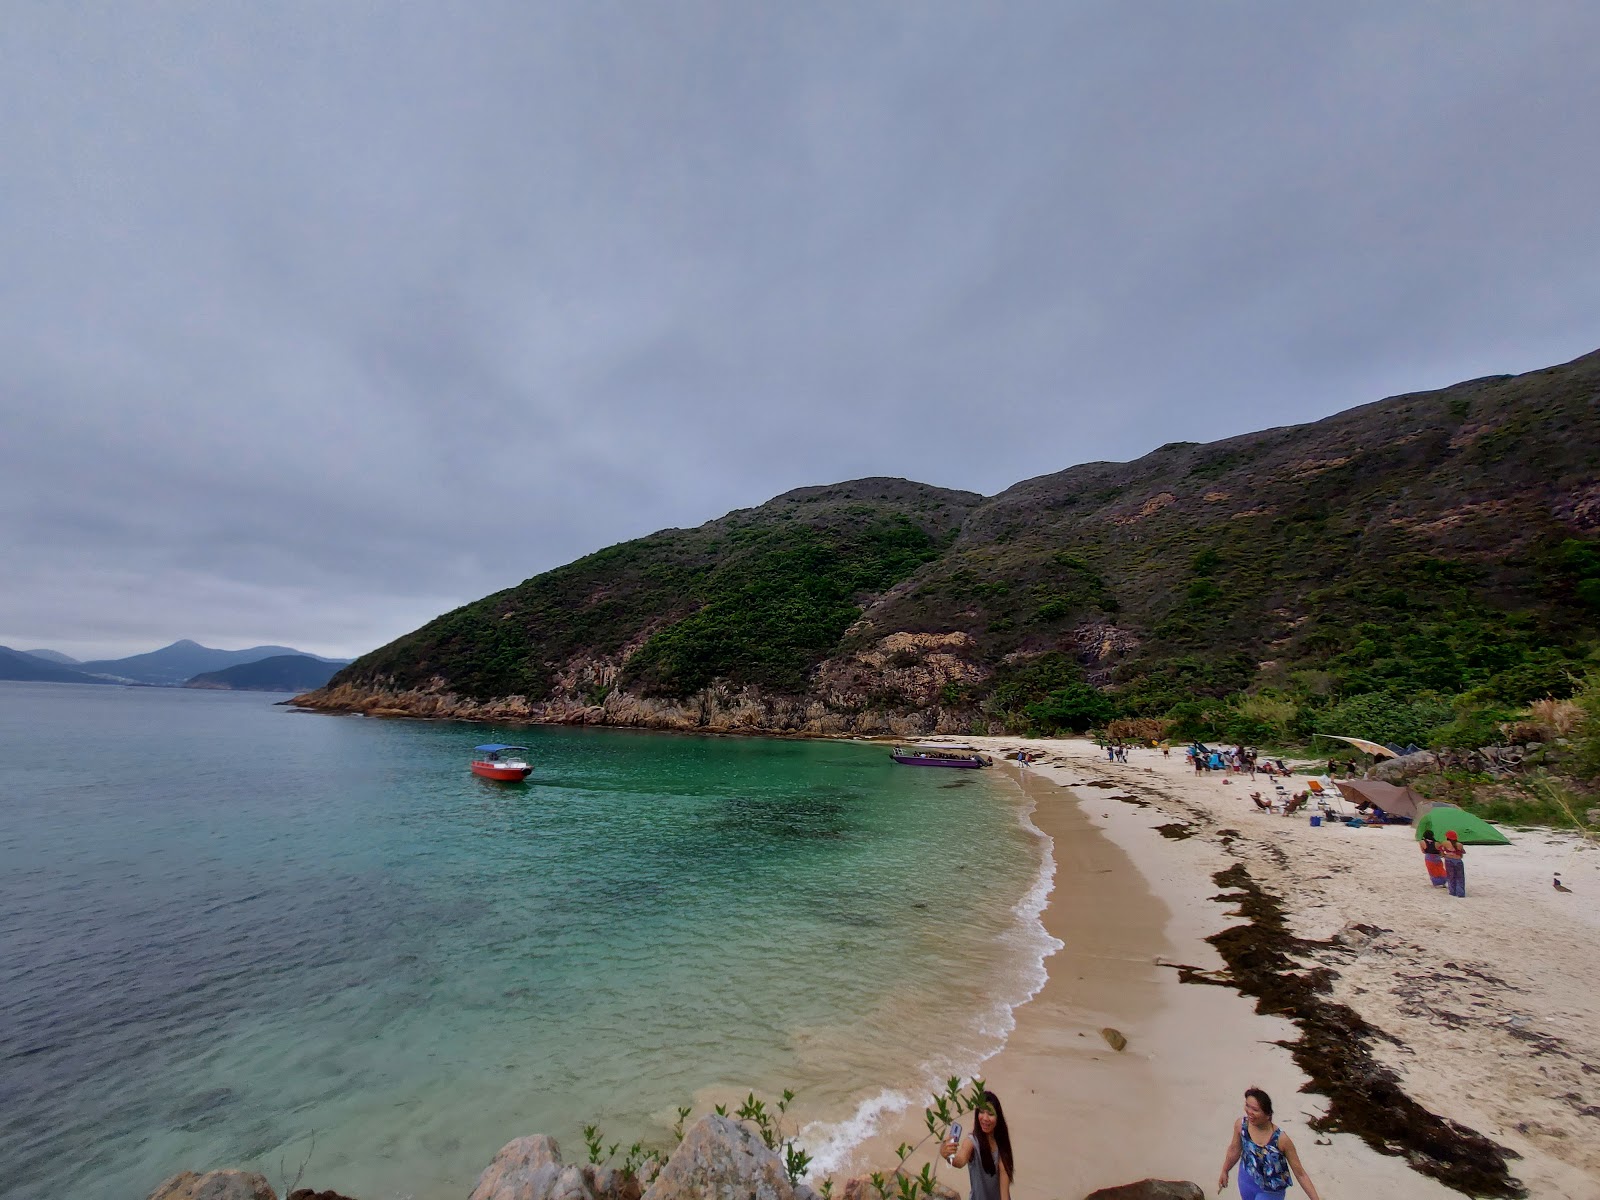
183,654,345,693
0,640,350,688
0,646,117,685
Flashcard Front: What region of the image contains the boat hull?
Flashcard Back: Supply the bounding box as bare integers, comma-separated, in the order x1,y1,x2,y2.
890,754,984,769
471,761,532,781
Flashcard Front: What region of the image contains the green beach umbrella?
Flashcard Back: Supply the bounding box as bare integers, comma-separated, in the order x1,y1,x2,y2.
1415,805,1510,845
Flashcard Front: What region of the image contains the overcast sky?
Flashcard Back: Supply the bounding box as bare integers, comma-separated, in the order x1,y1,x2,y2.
4,3,1598,661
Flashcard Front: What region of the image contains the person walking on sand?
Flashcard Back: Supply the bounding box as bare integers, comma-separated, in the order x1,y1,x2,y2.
1420,831,1448,889
941,1091,1013,1200
1218,1087,1322,1200
1441,829,1467,897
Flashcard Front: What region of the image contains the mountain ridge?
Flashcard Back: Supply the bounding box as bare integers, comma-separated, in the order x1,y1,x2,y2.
296,348,1600,743
78,640,350,686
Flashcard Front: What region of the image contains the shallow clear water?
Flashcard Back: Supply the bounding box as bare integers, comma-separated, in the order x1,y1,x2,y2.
0,683,1049,1200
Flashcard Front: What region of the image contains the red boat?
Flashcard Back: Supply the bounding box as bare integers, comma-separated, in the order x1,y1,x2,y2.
470,744,533,781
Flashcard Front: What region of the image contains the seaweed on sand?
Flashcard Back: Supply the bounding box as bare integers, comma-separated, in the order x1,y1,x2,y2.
1192,863,1526,1198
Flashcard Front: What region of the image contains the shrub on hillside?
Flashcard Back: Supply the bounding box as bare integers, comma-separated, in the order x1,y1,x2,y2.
1313,692,1454,748
1025,683,1115,734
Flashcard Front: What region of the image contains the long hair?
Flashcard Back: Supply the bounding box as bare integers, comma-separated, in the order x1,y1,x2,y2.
973,1090,1015,1182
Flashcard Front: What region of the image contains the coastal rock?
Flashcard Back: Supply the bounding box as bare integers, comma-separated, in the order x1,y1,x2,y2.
1083,1181,1204,1200
588,1166,645,1200
147,1171,277,1200
1370,751,1437,782
642,1115,796,1200
1100,1027,1128,1052
287,1191,362,1200
470,1135,578,1200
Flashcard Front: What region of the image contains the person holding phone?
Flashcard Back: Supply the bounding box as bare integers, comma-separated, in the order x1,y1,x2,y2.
939,1091,1013,1200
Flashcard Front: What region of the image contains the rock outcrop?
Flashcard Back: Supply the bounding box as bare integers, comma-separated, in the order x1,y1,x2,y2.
469,1135,642,1200
1368,751,1438,782
147,1171,277,1200
1083,1182,1205,1200
642,1115,811,1200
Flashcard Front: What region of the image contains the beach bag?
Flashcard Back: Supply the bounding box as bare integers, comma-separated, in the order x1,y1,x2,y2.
1241,1121,1293,1190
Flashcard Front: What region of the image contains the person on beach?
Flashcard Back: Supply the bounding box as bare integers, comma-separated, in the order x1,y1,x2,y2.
1441,830,1467,897
1217,1087,1322,1200
1420,831,1448,888
941,1091,1013,1200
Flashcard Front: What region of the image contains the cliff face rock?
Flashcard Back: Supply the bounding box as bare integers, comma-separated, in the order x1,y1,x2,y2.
296,671,976,737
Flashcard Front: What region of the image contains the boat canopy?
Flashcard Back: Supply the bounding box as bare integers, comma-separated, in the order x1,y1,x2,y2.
474,743,530,754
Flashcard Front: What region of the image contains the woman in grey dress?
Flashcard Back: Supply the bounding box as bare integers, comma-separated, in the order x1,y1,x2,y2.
940,1091,1013,1200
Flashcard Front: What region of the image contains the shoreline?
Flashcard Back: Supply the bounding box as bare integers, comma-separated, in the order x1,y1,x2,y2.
830,738,1599,1199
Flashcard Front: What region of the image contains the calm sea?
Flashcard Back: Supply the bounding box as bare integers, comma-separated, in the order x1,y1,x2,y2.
0,682,1054,1200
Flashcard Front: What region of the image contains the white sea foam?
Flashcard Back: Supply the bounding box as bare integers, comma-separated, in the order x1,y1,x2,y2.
801,781,1064,1178
803,1086,918,1175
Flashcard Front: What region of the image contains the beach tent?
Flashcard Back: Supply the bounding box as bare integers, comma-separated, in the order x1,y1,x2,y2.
1333,779,1429,820
1317,734,1399,759
1414,805,1511,845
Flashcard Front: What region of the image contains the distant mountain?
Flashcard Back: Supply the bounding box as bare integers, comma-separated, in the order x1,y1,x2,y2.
184,654,346,693
22,648,79,664
78,639,350,686
0,646,117,685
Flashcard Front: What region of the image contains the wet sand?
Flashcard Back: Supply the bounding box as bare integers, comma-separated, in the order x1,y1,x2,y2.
833,741,1600,1198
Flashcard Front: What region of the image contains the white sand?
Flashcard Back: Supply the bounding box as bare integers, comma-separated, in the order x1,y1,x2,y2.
843,737,1599,1199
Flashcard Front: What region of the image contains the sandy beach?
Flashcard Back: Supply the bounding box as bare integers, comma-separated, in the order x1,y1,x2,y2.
837,738,1599,1199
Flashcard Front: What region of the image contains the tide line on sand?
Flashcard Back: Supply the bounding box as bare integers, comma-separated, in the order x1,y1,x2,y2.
802,778,1065,1178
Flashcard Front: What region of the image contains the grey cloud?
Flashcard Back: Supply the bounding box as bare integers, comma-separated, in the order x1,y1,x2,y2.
3,2,1598,658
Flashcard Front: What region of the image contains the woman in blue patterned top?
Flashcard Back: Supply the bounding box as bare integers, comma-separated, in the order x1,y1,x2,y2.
1217,1087,1323,1200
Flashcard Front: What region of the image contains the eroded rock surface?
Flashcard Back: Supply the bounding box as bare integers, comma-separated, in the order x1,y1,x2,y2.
147,1171,277,1200
642,1115,801,1200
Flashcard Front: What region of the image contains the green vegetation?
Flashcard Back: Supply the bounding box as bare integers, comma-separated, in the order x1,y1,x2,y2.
623,519,948,695
324,350,1600,816
572,1078,992,1198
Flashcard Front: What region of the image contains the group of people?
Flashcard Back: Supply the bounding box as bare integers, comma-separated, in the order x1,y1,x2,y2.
1186,743,1293,779
1420,829,1469,896
940,1087,1322,1200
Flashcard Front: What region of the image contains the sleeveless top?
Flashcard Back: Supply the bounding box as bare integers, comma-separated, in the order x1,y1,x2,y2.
964,1136,1003,1200
1239,1119,1293,1190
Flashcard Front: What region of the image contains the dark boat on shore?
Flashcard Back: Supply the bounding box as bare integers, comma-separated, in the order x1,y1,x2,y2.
890,746,988,769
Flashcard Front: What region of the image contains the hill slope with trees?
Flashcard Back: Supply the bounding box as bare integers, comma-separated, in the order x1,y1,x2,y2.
299,349,1600,772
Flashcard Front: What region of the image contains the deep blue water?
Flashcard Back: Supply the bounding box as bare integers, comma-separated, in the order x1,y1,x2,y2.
0,683,1046,1200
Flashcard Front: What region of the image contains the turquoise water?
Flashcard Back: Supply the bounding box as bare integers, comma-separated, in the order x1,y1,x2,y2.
0,683,1050,1200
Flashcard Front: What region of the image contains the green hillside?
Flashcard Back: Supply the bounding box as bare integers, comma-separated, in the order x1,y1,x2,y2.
310,348,1600,764
183,654,345,693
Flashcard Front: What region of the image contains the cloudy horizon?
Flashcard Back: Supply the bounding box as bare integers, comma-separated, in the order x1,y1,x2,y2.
5,3,1598,661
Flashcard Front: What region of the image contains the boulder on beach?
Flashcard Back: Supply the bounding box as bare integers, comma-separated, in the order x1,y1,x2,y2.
643,1114,805,1200
1369,751,1437,782
1083,1182,1204,1200
469,1134,644,1200
470,1135,597,1200
147,1171,277,1200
